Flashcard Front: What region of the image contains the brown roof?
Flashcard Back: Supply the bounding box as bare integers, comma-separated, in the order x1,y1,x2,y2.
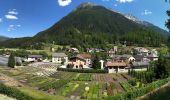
106,61,127,67
77,53,92,59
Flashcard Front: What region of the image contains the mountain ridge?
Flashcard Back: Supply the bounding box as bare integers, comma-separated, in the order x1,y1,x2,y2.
0,2,168,48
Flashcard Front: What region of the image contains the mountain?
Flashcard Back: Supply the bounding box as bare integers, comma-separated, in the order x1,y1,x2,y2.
0,2,167,48
0,36,9,42
125,14,170,35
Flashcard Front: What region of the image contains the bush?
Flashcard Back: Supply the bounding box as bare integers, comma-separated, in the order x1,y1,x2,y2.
0,84,35,100
57,68,108,73
128,79,137,86
8,53,16,68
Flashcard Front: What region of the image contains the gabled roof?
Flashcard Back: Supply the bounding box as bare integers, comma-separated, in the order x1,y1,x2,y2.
70,55,86,61
77,53,92,59
52,53,67,57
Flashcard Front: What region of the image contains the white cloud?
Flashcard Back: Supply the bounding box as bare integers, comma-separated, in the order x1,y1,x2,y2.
0,18,2,22
116,0,134,3
5,14,18,20
7,24,21,32
141,10,152,15
8,11,18,15
5,9,19,20
58,0,72,7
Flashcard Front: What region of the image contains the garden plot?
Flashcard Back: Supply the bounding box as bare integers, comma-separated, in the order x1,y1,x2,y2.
50,72,76,80
73,73,92,81
92,74,125,93
28,62,58,77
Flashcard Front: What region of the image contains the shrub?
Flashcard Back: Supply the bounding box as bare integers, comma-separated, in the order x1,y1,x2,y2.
128,79,137,86
0,84,35,100
57,68,108,73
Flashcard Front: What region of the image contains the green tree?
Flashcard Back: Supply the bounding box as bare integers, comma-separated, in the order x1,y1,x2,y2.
166,11,170,49
155,54,168,79
92,54,100,69
8,53,16,68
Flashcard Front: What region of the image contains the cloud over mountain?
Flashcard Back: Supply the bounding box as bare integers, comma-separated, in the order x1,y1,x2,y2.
58,0,72,7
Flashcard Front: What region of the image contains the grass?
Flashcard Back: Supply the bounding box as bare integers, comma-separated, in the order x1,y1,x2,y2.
17,86,64,100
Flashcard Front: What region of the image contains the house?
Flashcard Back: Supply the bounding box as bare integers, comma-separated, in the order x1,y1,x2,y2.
68,55,86,69
68,48,79,53
112,54,135,62
27,55,43,62
131,61,149,71
147,49,158,61
52,53,68,64
105,60,128,73
68,53,92,69
107,49,115,57
135,47,149,56
133,55,150,62
147,53,158,61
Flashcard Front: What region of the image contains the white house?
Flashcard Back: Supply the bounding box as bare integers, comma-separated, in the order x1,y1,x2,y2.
52,53,68,64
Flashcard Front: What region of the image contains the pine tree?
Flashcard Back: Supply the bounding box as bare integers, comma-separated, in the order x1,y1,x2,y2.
92,54,101,69
8,53,16,68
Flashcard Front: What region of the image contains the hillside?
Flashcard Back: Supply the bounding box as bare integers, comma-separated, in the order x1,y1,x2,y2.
0,2,168,48
0,36,9,42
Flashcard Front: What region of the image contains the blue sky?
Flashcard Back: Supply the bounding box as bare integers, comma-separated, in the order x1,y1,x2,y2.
0,0,169,38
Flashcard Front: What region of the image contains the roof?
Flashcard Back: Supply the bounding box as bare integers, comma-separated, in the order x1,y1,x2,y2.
106,61,127,67
112,54,132,60
132,61,149,67
77,53,92,59
28,55,42,58
70,55,86,61
147,54,158,58
52,53,67,57
133,55,144,61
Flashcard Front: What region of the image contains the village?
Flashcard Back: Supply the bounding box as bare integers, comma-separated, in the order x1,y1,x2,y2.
0,46,163,73
0,44,170,100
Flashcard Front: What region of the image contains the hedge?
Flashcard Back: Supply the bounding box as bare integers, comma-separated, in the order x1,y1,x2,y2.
57,68,108,73
0,84,35,100
106,77,170,100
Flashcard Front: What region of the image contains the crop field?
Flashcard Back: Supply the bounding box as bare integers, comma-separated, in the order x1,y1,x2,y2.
0,66,154,100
